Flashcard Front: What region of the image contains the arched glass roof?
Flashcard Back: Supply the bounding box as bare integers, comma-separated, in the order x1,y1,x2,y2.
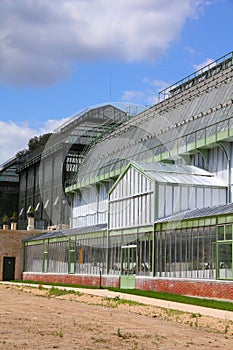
54,102,147,133
66,55,233,192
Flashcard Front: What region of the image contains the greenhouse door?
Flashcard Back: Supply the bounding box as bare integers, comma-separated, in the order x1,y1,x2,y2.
120,245,137,289
218,242,233,279
3,257,15,281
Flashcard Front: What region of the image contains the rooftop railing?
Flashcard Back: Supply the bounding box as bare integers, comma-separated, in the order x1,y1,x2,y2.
158,51,233,102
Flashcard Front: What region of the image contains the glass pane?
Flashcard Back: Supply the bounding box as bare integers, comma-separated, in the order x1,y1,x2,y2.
69,250,75,274
42,251,48,273
225,225,232,240
217,226,224,241
121,249,128,275
218,243,232,279
129,247,136,275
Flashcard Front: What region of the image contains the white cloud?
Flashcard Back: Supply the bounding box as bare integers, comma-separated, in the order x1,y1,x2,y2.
39,118,70,134
146,78,170,91
0,121,36,163
0,0,207,86
193,58,215,71
123,77,170,105
0,117,69,164
184,46,196,54
123,88,159,106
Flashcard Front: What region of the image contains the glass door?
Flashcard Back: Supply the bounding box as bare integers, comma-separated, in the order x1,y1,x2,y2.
120,245,137,289
217,242,232,279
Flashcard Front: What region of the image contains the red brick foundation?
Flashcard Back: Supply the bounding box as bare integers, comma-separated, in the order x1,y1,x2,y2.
23,273,120,288
136,278,233,300
23,273,233,300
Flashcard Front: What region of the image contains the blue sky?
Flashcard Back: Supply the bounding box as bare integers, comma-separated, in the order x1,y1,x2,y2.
0,0,232,164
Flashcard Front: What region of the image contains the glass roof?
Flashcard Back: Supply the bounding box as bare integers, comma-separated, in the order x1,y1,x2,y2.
54,102,147,133
69,59,233,189
134,161,227,187
155,202,233,224
18,102,147,172
25,223,107,242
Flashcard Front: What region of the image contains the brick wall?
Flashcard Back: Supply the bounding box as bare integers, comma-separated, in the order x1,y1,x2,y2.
23,273,120,288
23,273,233,300
0,230,41,281
136,277,233,300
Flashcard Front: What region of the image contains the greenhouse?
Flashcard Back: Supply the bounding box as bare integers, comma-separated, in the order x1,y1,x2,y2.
24,161,232,289
154,203,233,281
23,52,233,298
24,202,233,287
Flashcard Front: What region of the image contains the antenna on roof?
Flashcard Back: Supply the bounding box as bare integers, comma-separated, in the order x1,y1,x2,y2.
109,72,112,103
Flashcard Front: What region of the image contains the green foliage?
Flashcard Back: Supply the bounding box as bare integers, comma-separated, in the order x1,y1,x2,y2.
52,331,64,338
116,328,135,340
117,328,123,337
28,133,52,152
2,214,10,225
15,133,52,158
103,296,143,308
48,287,82,297
15,149,29,158
116,298,143,307
0,192,18,225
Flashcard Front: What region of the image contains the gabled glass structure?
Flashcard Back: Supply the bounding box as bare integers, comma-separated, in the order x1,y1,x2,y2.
23,52,233,295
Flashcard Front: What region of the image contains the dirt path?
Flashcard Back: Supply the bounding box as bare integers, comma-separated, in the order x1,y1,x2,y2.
0,284,233,349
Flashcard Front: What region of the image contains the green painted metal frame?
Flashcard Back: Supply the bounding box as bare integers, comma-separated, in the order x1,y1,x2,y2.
68,249,76,274
216,223,233,280
65,111,233,193
42,251,48,273
155,212,233,281
120,245,137,289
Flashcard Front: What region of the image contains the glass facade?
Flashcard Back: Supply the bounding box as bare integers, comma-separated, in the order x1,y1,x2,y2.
24,231,153,277
24,221,233,281
217,224,233,279
107,232,153,276
25,235,108,275
155,226,216,279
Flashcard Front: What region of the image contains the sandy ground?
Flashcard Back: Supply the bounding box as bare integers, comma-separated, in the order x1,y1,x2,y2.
0,284,233,350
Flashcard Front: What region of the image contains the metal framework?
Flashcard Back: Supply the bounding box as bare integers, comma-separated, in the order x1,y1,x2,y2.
23,52,233,286
17,103,144,229
66,52,233,191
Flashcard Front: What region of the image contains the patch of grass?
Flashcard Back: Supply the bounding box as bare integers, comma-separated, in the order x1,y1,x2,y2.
117,327,122,337
48,287,82,297
52,330,64,338
103,295,144,308
9,280,233,312
116,328,136,340
224,322,231,334
117,299,143,307
190,312,200,328
165,308,184,316
102,297,118,308
92,337,109,344
107,287,233,312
